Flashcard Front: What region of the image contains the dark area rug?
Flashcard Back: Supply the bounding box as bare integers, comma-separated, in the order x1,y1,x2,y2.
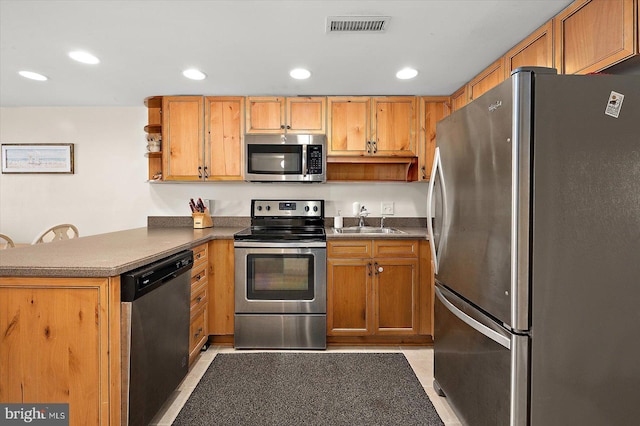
173,352,444,426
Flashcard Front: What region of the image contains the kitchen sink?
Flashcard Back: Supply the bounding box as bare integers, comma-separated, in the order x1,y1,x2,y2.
332,226,406,235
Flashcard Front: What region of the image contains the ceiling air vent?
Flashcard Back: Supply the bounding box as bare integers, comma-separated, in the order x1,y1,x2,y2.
326,16,390,33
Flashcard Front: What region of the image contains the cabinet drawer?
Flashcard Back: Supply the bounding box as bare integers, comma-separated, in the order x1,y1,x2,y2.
191,263,208,287
190,282,208,314
328,240,372,258
373,240,418,258
192,243,208,267
189,307,207,353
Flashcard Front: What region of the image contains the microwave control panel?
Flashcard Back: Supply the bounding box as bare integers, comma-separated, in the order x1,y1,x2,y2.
306,145,323,175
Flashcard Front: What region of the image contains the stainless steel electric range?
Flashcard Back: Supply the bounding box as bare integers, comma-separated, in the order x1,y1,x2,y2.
234,199,327,349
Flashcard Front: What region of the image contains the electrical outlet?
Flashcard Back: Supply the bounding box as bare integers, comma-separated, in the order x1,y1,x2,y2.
381,201,394,215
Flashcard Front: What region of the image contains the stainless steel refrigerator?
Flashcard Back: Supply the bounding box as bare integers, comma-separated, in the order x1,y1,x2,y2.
428,67,640,426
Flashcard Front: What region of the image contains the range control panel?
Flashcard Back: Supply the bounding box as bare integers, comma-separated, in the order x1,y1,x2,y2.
252,199,324,218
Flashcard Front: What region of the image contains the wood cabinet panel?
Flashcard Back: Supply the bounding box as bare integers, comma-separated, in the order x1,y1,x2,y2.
375,259,417,334
450,86,468,112
327,239,372,258
205,97,244,180
162,96,204,180
468,58,506,101
418,241,434,335
208,240,235,335
327,97,371,155
286,97,326,133
505,20,554,74
327,239,420,337
189,243,209,366
189,306,207,365
372,97,417,156
245,97,284,133
373,239,418,258
0,277,117,426
418,97,450,181
554,0,636,74
327,259,372,335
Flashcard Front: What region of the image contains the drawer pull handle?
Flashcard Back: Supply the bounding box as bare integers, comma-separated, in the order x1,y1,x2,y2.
195,274,201,281
196,296,202,303
194,327,203,338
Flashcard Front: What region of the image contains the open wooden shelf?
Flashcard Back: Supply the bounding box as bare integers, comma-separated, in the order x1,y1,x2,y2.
326,156,418,182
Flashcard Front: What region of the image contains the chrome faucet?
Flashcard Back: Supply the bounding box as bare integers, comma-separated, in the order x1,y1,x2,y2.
380,215,386,229
358,205,370,227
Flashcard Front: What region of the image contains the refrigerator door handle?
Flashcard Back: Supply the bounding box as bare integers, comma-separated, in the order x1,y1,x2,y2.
436,286,511,349
427,147,447,274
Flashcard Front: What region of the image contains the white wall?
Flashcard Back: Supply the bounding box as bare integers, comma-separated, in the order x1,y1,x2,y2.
0,107,428,243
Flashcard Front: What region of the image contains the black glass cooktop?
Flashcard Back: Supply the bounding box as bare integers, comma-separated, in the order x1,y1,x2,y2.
234,226,326,241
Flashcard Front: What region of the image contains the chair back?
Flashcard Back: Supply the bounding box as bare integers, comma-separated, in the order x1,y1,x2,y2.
0,233,15,249
32,224,79,244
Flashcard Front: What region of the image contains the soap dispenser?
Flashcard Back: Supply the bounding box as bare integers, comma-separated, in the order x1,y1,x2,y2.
334,210,343,229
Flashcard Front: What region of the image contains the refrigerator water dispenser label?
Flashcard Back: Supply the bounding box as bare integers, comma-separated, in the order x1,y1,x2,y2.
605,91,624,118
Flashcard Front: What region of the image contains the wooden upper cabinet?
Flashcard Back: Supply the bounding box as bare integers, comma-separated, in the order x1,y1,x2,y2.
418,96,450,181
504,20,555,75
245,97,284,133
286,97,326,134
246,96,326,134
371,96,417,156
327,96,416,156
205,97,245,180
554,0,636,74
327,97,371,155
450,86,468,112
162,96,204,181
468,58,506,102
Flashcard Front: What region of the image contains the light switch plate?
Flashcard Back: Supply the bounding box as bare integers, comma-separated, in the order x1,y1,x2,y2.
381,201,394,215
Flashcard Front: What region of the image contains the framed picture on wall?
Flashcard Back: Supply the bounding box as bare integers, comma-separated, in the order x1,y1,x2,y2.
1,143,74,174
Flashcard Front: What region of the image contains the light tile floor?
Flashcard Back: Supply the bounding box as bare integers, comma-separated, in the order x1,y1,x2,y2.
150,345,462,426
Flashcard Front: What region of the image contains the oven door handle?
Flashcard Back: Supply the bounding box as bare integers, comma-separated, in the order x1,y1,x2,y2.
234,241,327,249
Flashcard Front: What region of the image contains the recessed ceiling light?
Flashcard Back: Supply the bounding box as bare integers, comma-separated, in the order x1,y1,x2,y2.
68,51,100,65
290,68,311,80
182,69,207,80
18,71,48,81
396,67,418,80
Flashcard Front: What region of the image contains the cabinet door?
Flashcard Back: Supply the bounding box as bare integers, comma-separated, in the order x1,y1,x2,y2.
327,97,371,155
373,259,418,334
554,0,636,74
504,20,554,75
208,240,235,335
418,97,451,181
372,96,417,156
327,258,373,335
468,58,506,102
246,97,285,133
450,86,468,112
205,97,244,180
286,97,326,134
162,96,204,181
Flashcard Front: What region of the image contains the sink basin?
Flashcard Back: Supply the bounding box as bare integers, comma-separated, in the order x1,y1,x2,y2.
333,226,406,235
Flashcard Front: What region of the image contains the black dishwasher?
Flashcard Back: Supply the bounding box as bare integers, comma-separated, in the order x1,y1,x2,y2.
120,250,193,426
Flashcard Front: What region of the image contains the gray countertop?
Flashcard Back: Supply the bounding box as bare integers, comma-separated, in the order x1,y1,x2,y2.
0,227,242,278
0,225,427,278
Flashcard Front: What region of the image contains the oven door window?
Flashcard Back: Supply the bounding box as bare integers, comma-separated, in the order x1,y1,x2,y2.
247,145,302,175
246,254,314,300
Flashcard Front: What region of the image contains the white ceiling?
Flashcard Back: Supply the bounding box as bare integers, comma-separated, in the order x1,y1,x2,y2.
0,0,573,107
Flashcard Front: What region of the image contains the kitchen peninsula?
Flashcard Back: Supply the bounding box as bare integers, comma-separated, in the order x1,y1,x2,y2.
0,223,432,426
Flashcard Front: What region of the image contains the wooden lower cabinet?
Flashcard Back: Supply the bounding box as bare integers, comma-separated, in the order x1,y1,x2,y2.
189,243,209,366
0,276,121,426
327,239,431,340
208,239,235,337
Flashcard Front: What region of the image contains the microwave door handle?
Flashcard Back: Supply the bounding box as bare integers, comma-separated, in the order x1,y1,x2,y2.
302,144,308,176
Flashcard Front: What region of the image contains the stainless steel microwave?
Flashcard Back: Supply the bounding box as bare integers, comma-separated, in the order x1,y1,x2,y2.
244,134,326,183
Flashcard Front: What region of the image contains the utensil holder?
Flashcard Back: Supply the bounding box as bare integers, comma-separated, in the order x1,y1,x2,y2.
192,209,213,229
